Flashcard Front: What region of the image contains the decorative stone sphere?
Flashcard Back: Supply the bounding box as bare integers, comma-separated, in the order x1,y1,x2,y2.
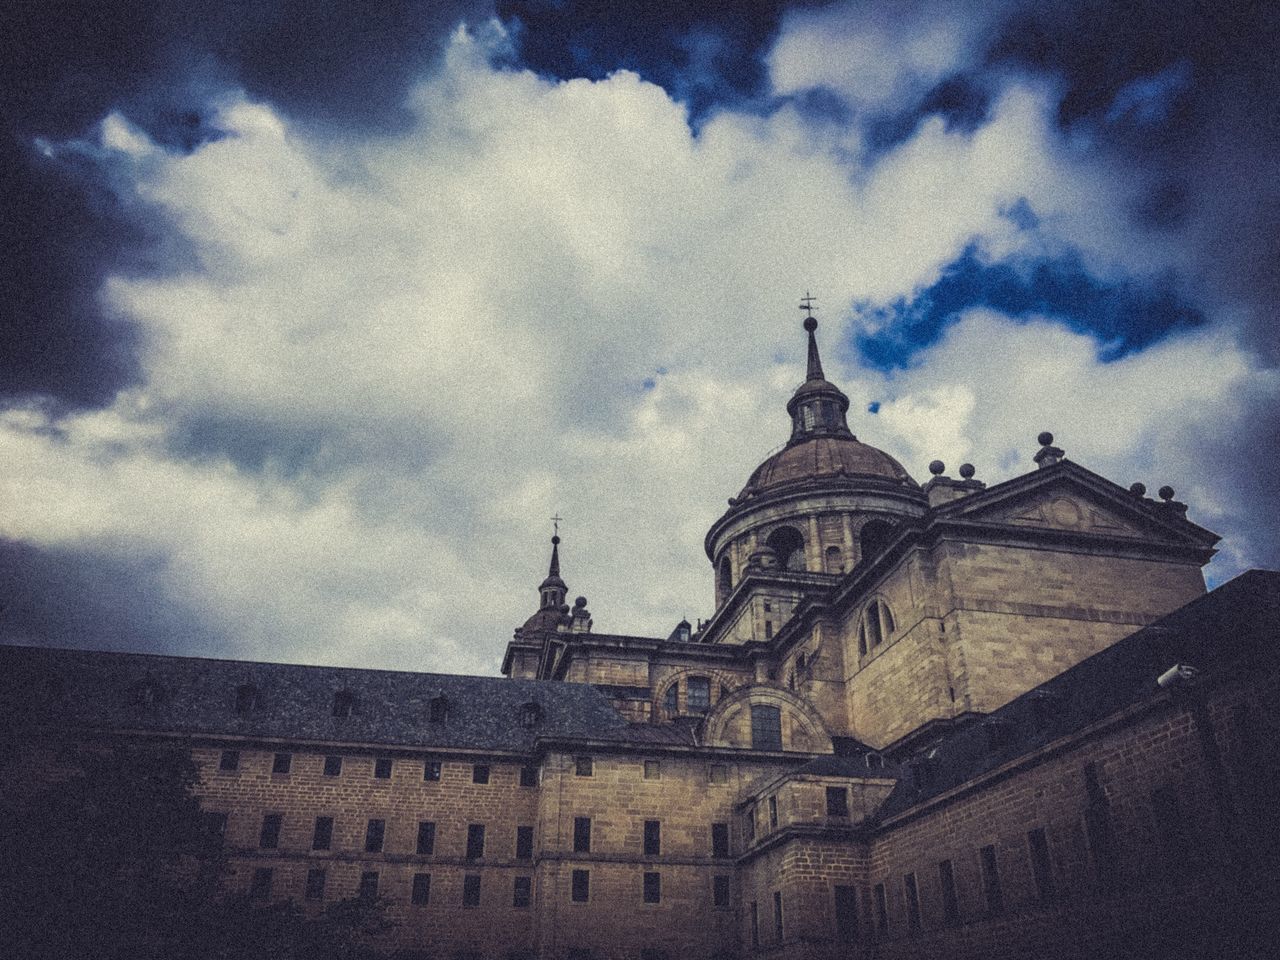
574,596,588,608
1130,482,1146,497
1037,431,1054,446
959,463,975,479
1158,486,1175,501
928,460,945,476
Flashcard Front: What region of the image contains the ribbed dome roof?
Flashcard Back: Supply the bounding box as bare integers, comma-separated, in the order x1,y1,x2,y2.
738,434,918,498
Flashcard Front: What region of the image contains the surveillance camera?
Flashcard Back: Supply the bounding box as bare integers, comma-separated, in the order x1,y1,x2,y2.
1156,664,1199,689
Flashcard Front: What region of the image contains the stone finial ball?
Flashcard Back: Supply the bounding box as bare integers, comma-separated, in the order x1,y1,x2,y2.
803,316,818,332
1037,431,1054,446
1158,486,1175,501
1130,482,1146,497
574,596,588,608
551,535,560,545
928,460,946,476
959,463,975,479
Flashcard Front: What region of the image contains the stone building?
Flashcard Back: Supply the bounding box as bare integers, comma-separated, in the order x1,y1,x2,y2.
3,315,1278,960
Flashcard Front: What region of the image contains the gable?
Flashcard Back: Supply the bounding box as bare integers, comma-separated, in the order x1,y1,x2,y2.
985,491,1148,538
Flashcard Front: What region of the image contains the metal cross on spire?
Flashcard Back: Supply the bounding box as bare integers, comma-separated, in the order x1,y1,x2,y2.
799,291,817,319
550,514,563,537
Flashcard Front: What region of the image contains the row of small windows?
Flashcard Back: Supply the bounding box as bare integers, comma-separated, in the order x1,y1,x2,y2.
217,751,538,786
743,786,858,843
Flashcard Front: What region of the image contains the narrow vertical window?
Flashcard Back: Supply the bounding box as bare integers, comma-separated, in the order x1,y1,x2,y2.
323,755,342,777
826,786,849,817
769,795,778,829
643,820,661,856
466,824,485,860
259,813,282,850
664,684,678,715
575,756,594,777
773,891,784,942
365,818,385,853
750,901,760,948
219,750,240,772
463,874,481,907
513,875,532,908
643,872,661,903
745,806,756,842
411,872,431,905
271,752,291,774
574,817,592,853
305,868,326,901
904,873,921,933
520,765,538,787
312,816,333,851
686,677,711,713
1028,827,1055,902
416,821,435,856
980,845,1003,914
472,764,490,784
358,871,378,902
939,859,959,925
423,760,441,781
374,757,393,779
572,869,590,902
874,883,888,935
1084,762,1115,885
516,825,534,860
751,705,783,751
711,822,730,857
713,875,731,908
249,867,273,900
834,884,858,942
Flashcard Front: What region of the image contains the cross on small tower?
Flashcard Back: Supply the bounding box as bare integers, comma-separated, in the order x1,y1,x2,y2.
550,514,563,537
799,292,817,319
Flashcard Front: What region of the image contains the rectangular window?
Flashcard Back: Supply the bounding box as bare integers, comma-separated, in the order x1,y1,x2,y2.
463,874,481,907
323,755,342,777
520,765,538,787
249,867,273,900
939,859,959,925
466,824,485,860
424,760,441,781
904,873,921,933
745,806,756,842
711,822,730,857
473,764,490,784
687,677,711,713
358,871,378,902
750,901,760,948
305,868,326,901
874,883,888,935
643,759,661,780
312,816,333,851
765,621,773,639
713,875,731,908
826,786,850,818
575,756,594,777
1028,827,1055,902
643,871,661,903
411,872,431,906
513,876,532,909
574,817,592,853
516,825,534,860
834,884,858,942
219,749,240,772
374,757,393,779
1151,786,1185,862
774,891,784,942
644,820,661,856
571,869,590,902
751,705,783,751
272,752,291,775
365,818,385,853
259,813,282,850
416,821,436,856
980,844,1003,915
769,795,778,829
709,764,728,784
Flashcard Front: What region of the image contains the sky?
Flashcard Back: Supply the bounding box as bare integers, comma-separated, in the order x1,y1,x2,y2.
2,0,1278,676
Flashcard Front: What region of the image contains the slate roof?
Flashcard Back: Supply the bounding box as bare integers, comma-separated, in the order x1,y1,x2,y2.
875,569,1280,819
0,646,632,754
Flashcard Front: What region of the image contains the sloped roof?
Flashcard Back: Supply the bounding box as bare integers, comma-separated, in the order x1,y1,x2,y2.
0,646,632,753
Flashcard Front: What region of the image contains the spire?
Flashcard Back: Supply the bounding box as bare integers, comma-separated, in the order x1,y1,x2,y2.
537,519,568,612
800,292,824,381
786,294,853,443
548,534,561,579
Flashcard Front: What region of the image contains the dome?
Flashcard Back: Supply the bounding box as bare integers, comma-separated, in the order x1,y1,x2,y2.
738,434,918,499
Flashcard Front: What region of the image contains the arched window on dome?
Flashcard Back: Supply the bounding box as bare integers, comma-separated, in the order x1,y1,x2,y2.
825,545,844,574
859,519,895,565
766,526,806,572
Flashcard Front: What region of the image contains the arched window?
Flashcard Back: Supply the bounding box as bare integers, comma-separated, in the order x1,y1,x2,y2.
664,683,679,716
825,545,844,574
718,556,733,600
235,684,260,715
332,690,356,718
859,519,894,565
862,600,894,648
880,603,895,637
766,526,806,572
750,705,783,751
864,604,882,648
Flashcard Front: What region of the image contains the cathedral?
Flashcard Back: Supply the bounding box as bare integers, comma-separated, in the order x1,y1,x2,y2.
3,314,1278,960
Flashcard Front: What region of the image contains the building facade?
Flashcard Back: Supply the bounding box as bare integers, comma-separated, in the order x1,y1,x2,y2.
3,316,1278,959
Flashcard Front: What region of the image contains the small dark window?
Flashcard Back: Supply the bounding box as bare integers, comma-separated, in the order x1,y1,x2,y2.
472,764,490,784
774,891,784,942
573,817,591,853
249,867,273,900
516,825,534,860
272,752,292,774
643,871,661,903
826,786,849,818
429,696,448,723
259,813,282,849
374,757,393,779
664,684,678,714
218,749,239,772
312,816,333,851
644,820,661,856
520,765,538,787
323,755,342,777
463,874,482,907
764,621,773,639
235,684,259,714
769,795,778,829
904,873,921,933
466,824,485,860
520,702,541,728
643,760,661,780
358,871,378,902
751,705,783,751
417,821,436,856
834,884,858,942
424,760,442,781
712,822,730,857
332,690,355,718
575,756,593,777
714,875,731,908
751,901,760,947
513,876,532,908
571,869,590,902
745,806,756,842
412,872,431,905
305,868,326,901
874,883,888,935
1084,763,1115,885
200,811,227,850
687,677,711,713
939,859,958,925
709,764,728,784
365,818,385,853
1029,827,1055,902
980,844,1003,914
